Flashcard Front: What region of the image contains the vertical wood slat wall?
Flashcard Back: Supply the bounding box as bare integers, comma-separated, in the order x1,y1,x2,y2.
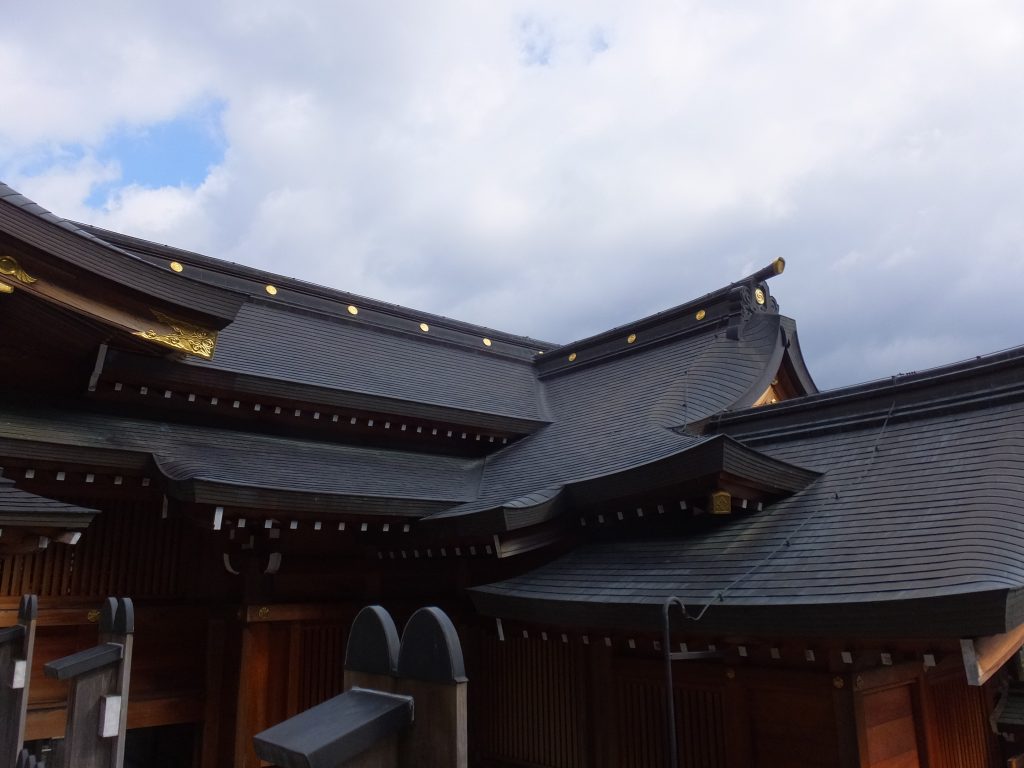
0,497,182,599
925,673,998,768
470,632,732,768
612,670,727,768
474,633,587,768
297,622,348,712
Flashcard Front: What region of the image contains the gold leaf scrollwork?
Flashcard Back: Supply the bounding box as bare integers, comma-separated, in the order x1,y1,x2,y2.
133,309,218,359
0,283,12,294
0,255,37,285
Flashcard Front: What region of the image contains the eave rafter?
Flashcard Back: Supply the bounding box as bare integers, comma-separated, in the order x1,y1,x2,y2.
0,250,220,360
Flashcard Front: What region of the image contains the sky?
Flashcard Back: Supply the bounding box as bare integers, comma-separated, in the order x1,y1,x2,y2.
2,1,1024,390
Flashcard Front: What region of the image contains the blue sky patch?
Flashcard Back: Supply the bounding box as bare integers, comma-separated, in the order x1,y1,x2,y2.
518,17,555,67
85,99,227,207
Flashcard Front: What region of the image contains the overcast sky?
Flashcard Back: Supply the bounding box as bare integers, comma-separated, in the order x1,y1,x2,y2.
2,1,1023,389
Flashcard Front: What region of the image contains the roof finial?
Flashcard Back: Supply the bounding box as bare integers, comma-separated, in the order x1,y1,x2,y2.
748,258,785,284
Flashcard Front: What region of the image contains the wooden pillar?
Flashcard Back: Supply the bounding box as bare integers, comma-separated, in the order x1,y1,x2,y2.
233,621,270,768
43,597,134,768
200,617,227,768
0,595,37,765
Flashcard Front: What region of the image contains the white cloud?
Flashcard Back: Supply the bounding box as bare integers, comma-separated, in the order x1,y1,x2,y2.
3,0,1024,388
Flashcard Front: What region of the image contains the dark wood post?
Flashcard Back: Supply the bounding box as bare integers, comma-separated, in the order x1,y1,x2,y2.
252,605,410,768
43,597,134,768
343,605,400,693
0,595,37,766
395,607,468,768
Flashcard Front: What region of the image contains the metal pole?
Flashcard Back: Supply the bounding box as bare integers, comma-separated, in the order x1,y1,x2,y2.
662,597,685,768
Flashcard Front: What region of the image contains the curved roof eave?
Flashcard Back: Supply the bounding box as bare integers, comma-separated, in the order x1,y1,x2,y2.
0,182,246,327
421,434,819,536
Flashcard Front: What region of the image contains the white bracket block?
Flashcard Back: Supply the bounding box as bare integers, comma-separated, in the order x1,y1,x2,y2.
99,695,122,738
11,659,26,689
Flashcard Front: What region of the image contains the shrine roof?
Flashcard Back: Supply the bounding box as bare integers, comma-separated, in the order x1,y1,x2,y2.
0,181,817,528
0,475,98,527
0,405,482,515
0,183,245,326
471,344,1024,638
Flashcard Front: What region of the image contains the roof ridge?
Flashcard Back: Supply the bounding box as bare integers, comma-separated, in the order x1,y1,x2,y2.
0,182,246,306
544,258,787,356
711,344,1024,441
74,221,558,351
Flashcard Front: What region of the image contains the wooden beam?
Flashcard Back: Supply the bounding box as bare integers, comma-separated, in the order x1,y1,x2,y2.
960,621,1024,686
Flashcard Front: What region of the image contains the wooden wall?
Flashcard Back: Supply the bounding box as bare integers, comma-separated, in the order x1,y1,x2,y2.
472,632,588,768
0,496,185,599
466,629,859,768
924,669,999,768
857,684,922,768
853,662,1001,768
0,495,213,756
0,493,1005,768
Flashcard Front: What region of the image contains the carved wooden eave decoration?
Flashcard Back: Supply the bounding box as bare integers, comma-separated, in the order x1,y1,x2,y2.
133,310,218,359
0,252,219,360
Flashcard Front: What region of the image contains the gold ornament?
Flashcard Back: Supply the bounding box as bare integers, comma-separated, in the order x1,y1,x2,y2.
0,255,37,285
134,310,218,359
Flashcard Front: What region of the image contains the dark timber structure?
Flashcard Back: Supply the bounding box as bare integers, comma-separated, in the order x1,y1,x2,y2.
0,180,1022,766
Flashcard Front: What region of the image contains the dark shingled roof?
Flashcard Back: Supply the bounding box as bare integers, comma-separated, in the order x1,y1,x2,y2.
0,182,815,530
425,311,798,531
0,475,98,526
471,346,1024,638
0,407,481,514
186,301,550,424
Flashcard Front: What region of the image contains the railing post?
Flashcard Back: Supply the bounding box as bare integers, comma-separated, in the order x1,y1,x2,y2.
43,597,134,768
0,595,37,766
395,607,468,768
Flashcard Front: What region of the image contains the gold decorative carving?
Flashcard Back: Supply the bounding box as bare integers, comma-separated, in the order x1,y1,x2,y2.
257,606,271,619
0,283,12,294
0,255,38,285
134,310,218,359
710,490,732,515
87,609,101,623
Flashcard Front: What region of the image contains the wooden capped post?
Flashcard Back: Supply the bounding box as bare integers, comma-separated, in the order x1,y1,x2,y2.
253,606,411,768
343,605,400,693
0,595,38,765
395,607,468,768
43,597,134,768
